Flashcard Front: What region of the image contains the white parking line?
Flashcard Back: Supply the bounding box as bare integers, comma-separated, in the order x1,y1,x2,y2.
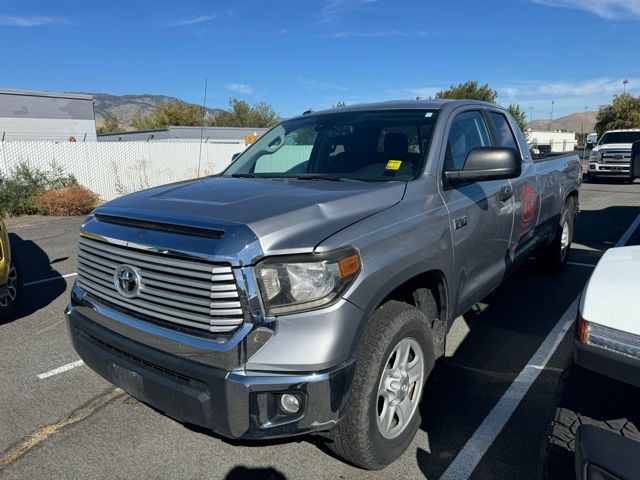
24,272,77,287
36,360,85,380
440,212,640,480
440,297,578,480
615,213,640,247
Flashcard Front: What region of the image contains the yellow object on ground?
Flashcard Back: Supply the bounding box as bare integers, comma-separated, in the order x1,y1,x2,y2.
0,219,10,286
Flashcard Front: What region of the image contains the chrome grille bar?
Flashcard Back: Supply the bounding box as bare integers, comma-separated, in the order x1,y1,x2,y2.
76,236,244,334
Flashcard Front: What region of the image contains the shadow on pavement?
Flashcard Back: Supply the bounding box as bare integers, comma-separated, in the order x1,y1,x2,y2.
574,206,640,252
224,466,287,480
5,232,66,323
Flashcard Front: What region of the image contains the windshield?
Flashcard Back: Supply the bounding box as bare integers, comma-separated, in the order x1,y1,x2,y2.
223,110,438,181
599,131,640,144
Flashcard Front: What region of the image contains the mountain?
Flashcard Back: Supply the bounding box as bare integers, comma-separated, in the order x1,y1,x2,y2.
528,111,598,134
79,92,222,130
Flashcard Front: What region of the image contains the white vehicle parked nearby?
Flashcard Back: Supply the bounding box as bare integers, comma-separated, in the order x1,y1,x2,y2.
541,246,640,479
588,129,640,181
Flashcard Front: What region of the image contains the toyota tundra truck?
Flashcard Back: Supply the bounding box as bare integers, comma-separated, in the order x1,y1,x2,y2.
588,129,640,181
67,100,581,469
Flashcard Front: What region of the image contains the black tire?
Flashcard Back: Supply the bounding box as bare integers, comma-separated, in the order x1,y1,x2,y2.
536,199,576,273
328,300,435,469
541,359,640,479
0,258,22,322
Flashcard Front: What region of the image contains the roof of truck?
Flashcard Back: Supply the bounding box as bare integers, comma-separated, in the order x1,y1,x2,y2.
293,99,499,120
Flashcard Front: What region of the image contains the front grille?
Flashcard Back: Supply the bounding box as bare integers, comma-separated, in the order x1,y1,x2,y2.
76,235,244,334
601,150,631,164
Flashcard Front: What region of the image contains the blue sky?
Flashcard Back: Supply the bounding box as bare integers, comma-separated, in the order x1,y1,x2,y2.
1,0,639,119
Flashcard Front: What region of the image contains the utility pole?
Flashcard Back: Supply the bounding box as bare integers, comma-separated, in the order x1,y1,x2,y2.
623,79,629,94
197,78,208,178
582,106,588,161
529,106,534,122
549,100,555,131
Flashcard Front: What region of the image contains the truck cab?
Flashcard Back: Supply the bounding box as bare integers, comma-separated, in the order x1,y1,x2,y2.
588,129,640,180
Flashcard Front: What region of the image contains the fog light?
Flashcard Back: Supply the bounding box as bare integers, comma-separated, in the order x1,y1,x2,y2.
279,394,300,414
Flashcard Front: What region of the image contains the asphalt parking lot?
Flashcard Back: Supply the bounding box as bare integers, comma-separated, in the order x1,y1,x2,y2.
1,179,639,480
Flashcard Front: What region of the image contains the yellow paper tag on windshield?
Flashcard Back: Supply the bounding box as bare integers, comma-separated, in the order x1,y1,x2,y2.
386,160,402,171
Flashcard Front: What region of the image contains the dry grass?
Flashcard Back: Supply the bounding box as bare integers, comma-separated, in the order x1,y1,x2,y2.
34,185,100,216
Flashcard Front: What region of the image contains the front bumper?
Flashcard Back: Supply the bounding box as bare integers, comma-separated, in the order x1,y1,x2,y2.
574,339,640,389
588,163,631,177
67,304,355,440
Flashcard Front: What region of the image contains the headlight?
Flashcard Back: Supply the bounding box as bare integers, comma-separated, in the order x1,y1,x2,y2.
589,151,600,163
255,248,361,315
577,317,640,360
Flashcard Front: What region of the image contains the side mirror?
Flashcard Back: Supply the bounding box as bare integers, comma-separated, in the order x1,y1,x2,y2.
631,141,640,180
445,147,521,185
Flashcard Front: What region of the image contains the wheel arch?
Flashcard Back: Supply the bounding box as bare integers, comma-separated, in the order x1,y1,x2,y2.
360,269,450,359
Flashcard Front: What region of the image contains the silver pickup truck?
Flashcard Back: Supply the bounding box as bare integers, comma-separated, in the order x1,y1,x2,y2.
67,99,581,469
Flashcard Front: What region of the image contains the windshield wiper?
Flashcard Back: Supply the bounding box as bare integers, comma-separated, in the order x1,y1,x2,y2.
295,175,344,182
230,173,255,178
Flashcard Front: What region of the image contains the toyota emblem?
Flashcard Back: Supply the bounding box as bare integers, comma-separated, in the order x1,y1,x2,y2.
114,265,142,298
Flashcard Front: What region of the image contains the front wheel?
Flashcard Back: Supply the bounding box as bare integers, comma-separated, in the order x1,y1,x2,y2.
540,359,640,479
0,260,22,322
328,300,435,469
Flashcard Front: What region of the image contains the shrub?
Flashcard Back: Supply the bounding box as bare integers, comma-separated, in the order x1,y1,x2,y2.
34,185,100,216
0,161,84,217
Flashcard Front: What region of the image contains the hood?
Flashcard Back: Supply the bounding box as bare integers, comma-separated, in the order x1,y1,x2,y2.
95,177,406,258
593,143,634,152
581,246,640,336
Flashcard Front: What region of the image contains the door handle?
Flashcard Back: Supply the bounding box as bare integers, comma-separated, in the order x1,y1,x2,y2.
498,185,514,202
453,215,467,230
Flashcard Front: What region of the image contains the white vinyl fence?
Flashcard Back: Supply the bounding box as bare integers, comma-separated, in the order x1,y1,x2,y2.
0,141,245,201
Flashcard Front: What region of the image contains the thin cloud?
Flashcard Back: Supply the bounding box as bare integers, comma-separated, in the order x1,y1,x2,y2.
225,9,237,18
168,15,216,27
0,15,72,27
227,83,253,94
330,30,433,38
502,77,640,98
320,0,378,21
249,29,289,36
532,0,640,20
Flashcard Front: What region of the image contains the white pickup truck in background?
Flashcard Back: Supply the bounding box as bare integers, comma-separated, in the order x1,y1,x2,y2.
588,129,640,181
541,246,640,479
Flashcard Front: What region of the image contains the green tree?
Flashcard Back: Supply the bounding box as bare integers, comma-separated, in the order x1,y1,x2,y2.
435,81,498,103
211,98,279,128
594,93,640,137
97,115,121,134
507,104,529,139
132,102,205,130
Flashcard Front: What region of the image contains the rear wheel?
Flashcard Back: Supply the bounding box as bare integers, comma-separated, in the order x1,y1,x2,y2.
0,260,22,322
328,300,435,469
536,199,575,273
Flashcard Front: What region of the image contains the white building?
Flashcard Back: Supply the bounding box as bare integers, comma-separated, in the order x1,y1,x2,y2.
529,130,577,153
98,126,268,143
0,89,96,142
